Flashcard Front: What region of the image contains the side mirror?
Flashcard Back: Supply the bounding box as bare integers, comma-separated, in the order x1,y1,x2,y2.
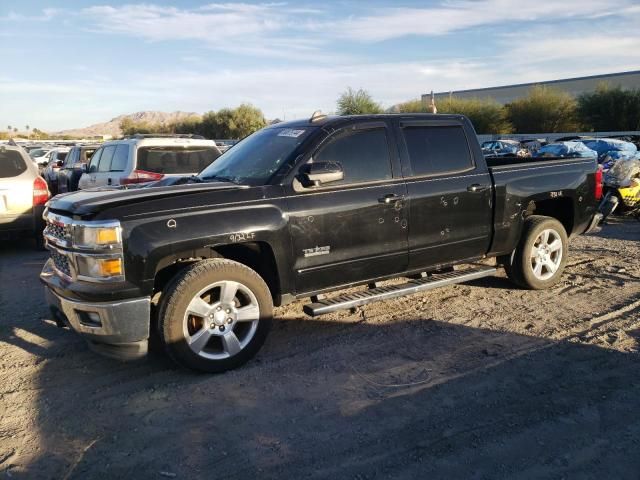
55,160,64,168
73,162,86,172
299,161,344,187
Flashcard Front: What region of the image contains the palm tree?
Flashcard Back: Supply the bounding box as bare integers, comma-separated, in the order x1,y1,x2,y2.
7,125,11,132
13,127,17,133
25,125,30,139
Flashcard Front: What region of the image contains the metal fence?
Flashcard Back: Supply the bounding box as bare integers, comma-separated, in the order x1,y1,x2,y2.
477,131,640,143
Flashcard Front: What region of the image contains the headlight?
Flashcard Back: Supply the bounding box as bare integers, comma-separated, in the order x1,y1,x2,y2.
75,256,124,280
74,223,122,249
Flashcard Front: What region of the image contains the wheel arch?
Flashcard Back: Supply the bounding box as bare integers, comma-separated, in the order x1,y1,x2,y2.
153,241,284,305
525,197,575,236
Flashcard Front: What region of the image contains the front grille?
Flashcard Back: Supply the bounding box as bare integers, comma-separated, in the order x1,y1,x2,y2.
51,250,72,278
44,222,68,243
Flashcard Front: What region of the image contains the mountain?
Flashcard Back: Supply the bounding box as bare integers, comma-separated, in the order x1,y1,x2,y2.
52,111,202,138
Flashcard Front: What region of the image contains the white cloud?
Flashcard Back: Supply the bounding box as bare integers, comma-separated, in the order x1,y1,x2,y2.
80,3,325,58
326,0,626,41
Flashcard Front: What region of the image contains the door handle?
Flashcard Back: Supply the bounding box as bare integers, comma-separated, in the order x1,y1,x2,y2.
107,178,112,185
467,184,489,192
378,194,404,204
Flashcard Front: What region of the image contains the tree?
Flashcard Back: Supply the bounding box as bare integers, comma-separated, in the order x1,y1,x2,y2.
119,105,266,140
31,128,49,140
230,103,266,138
577,84,640,132
337,87,383,115
13,127,17,133
119,117,174,136
505,85,579,133
6,125,11,132
396,99,424,113
196,104,266,139
438,97,512,134
397,97,512,134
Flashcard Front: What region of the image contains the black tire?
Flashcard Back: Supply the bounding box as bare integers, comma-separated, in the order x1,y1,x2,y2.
157,258,273,373
503,215,568,290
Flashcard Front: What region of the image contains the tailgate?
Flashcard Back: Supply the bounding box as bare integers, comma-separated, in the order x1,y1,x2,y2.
0,176,33,217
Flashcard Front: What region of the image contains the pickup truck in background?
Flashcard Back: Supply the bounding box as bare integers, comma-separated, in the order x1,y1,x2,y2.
40,114,603,372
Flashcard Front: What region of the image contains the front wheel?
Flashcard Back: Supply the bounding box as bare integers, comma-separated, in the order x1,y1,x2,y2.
502,215,568,290
158,258,273,373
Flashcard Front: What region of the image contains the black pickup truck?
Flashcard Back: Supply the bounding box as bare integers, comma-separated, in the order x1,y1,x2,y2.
40,114,603,372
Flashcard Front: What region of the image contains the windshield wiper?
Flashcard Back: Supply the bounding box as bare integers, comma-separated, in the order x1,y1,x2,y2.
199,175,238,184
174,175,203,185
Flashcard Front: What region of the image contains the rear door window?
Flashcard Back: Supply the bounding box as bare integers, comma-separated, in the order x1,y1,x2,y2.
98,146,117,172
402,125,474,176
136,146,220,174
313,128,392,185
0,150,27,178
88,148,102,173
110,145,129,172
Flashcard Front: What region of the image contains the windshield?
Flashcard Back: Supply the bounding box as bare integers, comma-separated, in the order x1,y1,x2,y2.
198,127,316,185
137,146,220,174
29,149,48,158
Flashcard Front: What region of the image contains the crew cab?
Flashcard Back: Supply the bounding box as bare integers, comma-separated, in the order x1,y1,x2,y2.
40,114,603,372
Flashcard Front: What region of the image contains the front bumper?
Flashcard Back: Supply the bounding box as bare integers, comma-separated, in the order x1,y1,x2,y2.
42,260,151,360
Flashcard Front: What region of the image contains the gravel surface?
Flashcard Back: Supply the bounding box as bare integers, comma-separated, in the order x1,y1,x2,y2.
1,218,639,479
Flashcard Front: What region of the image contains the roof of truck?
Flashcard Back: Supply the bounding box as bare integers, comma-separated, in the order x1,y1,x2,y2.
266,113,466,130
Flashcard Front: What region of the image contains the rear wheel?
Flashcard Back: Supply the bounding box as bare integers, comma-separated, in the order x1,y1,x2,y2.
503,215,568,290
158,258,273,373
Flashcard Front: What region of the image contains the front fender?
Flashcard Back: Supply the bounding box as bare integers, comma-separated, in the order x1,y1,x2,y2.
122,202,292,295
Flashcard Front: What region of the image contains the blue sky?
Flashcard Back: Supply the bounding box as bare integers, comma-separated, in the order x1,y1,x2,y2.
1,0,639,131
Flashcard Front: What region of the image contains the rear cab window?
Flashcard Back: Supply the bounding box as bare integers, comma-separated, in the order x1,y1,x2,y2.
402,124,474,176
136,146,220,174
0,150,27,178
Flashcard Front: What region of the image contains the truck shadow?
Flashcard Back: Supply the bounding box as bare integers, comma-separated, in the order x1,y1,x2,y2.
590,216,640,241
11,312,640,479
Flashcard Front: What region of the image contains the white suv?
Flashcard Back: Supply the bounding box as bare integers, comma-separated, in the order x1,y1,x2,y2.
78,135,221,189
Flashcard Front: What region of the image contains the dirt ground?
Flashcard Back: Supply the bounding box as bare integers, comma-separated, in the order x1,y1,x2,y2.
1,218,639,479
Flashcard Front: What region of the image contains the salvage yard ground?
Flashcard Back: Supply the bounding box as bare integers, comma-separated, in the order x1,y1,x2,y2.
1,219,639,479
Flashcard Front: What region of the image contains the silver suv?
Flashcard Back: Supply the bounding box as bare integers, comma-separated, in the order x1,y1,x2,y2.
78,135,221,189
0,145,50,248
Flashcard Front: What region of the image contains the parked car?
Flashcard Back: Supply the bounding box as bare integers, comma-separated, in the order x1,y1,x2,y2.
481,140,520,157
42,147,70,194
77,135,221,189
41,114,602,372
57,144,99,193
0,145,49,248
29,148,53,166
215,139,238,153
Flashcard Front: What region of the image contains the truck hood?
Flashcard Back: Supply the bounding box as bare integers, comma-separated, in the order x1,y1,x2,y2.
47,182,246,217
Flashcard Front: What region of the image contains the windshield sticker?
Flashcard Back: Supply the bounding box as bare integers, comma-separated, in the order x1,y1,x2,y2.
278,129,305,138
